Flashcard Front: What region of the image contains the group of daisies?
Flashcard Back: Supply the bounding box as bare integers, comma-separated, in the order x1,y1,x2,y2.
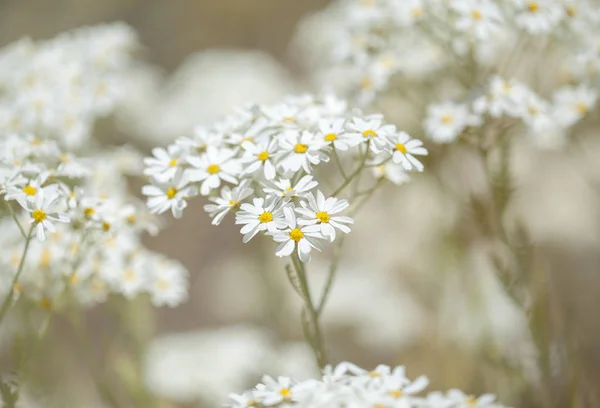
228,362,506,408
297,0,599,147
0,24,188,310
142,94,428,262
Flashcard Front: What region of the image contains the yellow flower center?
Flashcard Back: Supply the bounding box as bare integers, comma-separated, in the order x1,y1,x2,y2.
395,143,407,154
368,371,381,377
279,388,292,399
258,151,270,161
259,211,273,223
472,9,482,20
69,274,79,285
169,158,178,167
466,396,478,406
363,129,377,138
576,103,588,114
32,209,46,223
316,211,330,223
566,6,576,16
412,7,423,17
528,2,539,12
126,214,136,224
229,199,241,207
360,77,373,89
389,390,403,399
289,228,304,242
441,114,453,124
207,164,220,174
40,297,52,310
324,133,337,142
84,208,95,219
283,117,296,123
124,270,136,281
13,282,22,294
157,279,170,289
102,222,111,232
196,144,207,153
294,144,309,154
166,187,177,199
22,185,37,196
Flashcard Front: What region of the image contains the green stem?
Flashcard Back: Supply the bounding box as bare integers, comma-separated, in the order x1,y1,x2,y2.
0,225,34,327
316,235,345,317
4,201,26,239
331,146,369,197
291,254,328,370
332,148,348,179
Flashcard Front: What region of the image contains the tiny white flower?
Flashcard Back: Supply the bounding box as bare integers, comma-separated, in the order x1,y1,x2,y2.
271,207,323,263
514,0,565,35
18,187,70,241
296,191,354,242
186,147,240,196
235,197,286,243
552,84,597,127
279,130,329,173
446,389,497,408
424,102,481,143
240,139,278,180
142,172,198,219
254,375,298,406
262,175,319,201
203,182,253,226
4,171,50,202
346,116,395,154
389,131,428,172
143,145,186,182
317,118,351,151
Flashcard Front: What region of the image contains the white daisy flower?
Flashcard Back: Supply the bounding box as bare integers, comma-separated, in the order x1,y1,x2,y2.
142,172,198,219
552,84,597,127
514,0,565,35
235,197,286,243
262,174,318,201
186,146,240,196
346,116,395,154
451,0,503,40
279,130,329,173
18,187,70,241
148,260,188,307
143,145,185,182
296,191,353,242
240,139,278,180
4,170,50,202
372,161,411,186
389,131,428,172
446,389,498,408
271,207,323,263
254,375,298,406
317,118,351,151
473,76,530,118
424,102,481,143
203,182,253,226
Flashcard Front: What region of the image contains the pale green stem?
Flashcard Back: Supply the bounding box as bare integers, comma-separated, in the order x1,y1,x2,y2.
4,201,26,239
0,225,34,327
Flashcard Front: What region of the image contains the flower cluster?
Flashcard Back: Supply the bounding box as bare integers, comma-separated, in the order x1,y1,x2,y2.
227,362,507,407
0,25,189,311
0,22,138,148
295,0,600,106
142,94,428,262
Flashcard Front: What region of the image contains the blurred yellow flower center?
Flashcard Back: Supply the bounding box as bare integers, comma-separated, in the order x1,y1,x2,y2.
294,144,309,154
284,117,296,123
13,282,22,294
466,396,478,406
126,214,136,224
207,164,220,174
69,274,79,285
196,144,207,153
389,390,403,399
441,114,453,124
84,207,95,218
324,133,337,142
32,209,46,223
40,249,51,268
241,137,254,144
566,6,576,16
412,7,423,17
471,9,482,20
259,211,273,223
395,143,407,154
169,158,178,167
528,2,539,12
279,388,292,399
360,77,373,89
316,211,330,223
363,129,377,138
229,199,241,207
124,270,136,281
576,103,588,114
368,371,381,377
40,297,52,310
289,228,304,242
258,151,270,161
157,279,170,289
102,222,111,232
23,185,37,196
166,187,177,199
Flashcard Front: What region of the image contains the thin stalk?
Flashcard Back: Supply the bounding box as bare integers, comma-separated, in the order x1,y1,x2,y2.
332,146,369,197
332,148,348,179
291,254,328,370
0,225,34,327
4,202,26,239
316,235,346,317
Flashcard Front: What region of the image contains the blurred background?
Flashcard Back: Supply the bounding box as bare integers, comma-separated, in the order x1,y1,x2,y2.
2,1,600,408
